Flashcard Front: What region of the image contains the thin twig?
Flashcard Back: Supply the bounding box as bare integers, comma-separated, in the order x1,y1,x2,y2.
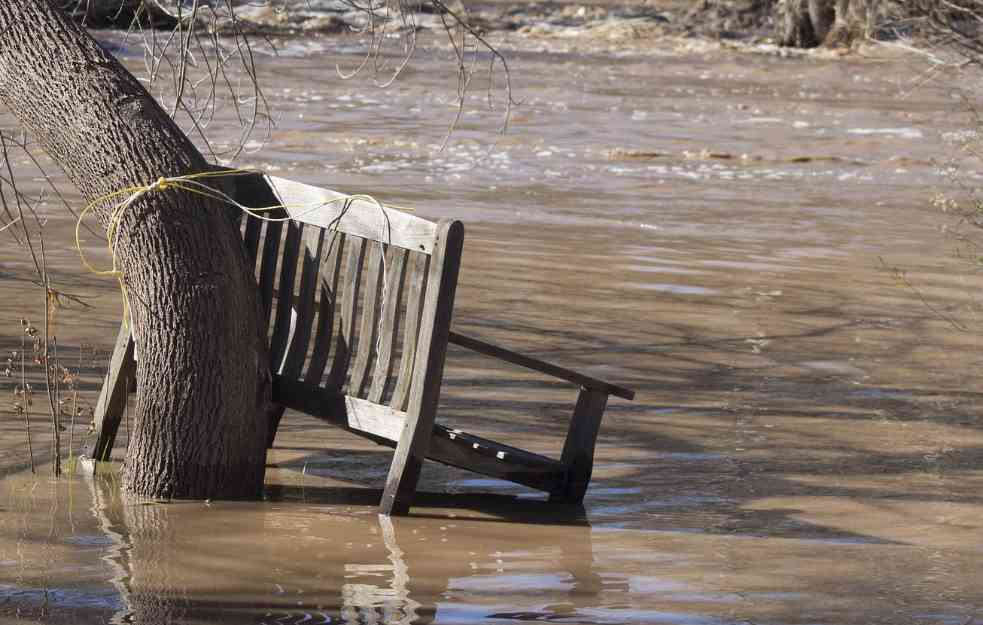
40,234,61,477
20,325,34,474
879,256,970,332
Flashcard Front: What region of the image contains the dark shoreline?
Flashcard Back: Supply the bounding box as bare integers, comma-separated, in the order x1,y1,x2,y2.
73,0,778,43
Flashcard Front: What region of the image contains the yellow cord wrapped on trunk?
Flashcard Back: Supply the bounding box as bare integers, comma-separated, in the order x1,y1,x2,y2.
75,168,412,328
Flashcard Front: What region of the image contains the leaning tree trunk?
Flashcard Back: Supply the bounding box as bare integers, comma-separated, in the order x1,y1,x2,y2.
0,1,272,499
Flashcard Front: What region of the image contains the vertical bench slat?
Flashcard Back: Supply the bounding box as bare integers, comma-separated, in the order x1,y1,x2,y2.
305,232,346,386
350,243,386,398
281,228,324,379
368,247,408,404
231,172,284,270
258,220,284,325
389,251,429,411
381,220,465,515
270,222,304,372
326,237,366,391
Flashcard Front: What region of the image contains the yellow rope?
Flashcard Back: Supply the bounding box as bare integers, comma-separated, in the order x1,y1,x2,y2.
75,168,412,328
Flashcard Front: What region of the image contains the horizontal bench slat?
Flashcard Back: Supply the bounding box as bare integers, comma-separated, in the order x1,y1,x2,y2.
275,376,565,493
276,377,405,441
266,176,438,253
429,429,565,493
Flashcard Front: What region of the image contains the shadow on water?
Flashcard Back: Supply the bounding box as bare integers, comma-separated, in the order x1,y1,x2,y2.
264,481,592,526
417,280,983,542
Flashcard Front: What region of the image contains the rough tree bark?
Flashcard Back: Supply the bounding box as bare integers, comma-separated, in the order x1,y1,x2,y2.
0,1,272,499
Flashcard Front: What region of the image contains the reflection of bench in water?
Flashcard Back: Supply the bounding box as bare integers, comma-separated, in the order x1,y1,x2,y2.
342,516,420,624
86,173,634,515
87,475,606,625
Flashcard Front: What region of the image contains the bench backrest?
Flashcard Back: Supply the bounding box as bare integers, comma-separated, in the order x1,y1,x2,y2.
230,174,464,440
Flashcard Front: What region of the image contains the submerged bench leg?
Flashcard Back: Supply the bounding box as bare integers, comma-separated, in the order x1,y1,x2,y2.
550,388,608,505
379,408,432,516
85,325,136,462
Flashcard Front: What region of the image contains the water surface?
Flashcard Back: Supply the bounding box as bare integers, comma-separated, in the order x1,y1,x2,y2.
2,31,983,625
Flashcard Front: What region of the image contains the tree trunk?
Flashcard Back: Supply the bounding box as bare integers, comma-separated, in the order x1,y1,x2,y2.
808,0,836,43
776,0,870,47
776,0,821,47
824,0,870,46
0,1,272,499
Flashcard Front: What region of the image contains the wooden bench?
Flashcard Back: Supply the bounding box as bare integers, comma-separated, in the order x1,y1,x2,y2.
86,174,635,515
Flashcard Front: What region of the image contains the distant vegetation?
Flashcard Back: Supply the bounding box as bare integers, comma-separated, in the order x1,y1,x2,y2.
781,1,983,51
692,1,983,50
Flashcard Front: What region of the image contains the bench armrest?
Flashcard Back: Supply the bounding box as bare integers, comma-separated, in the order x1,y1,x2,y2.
448,330,635,401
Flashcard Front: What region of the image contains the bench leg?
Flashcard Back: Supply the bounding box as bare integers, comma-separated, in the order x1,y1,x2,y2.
379,401,439,516
85,325,136,462
378,218,463,516
550,388,608,505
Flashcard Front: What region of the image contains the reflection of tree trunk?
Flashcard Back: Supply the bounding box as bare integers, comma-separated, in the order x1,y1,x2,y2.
85,478,603,623
87,472,229,624
121,500,191,623
0,1,272,499
89,473,198,625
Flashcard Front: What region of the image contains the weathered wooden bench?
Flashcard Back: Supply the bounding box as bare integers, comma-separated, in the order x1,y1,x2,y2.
86,174,635,515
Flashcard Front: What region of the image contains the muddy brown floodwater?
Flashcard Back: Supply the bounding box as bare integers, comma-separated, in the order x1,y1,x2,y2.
3,31,983,625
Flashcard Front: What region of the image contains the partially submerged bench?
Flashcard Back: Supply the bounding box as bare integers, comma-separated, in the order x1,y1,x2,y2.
86,174,635,515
